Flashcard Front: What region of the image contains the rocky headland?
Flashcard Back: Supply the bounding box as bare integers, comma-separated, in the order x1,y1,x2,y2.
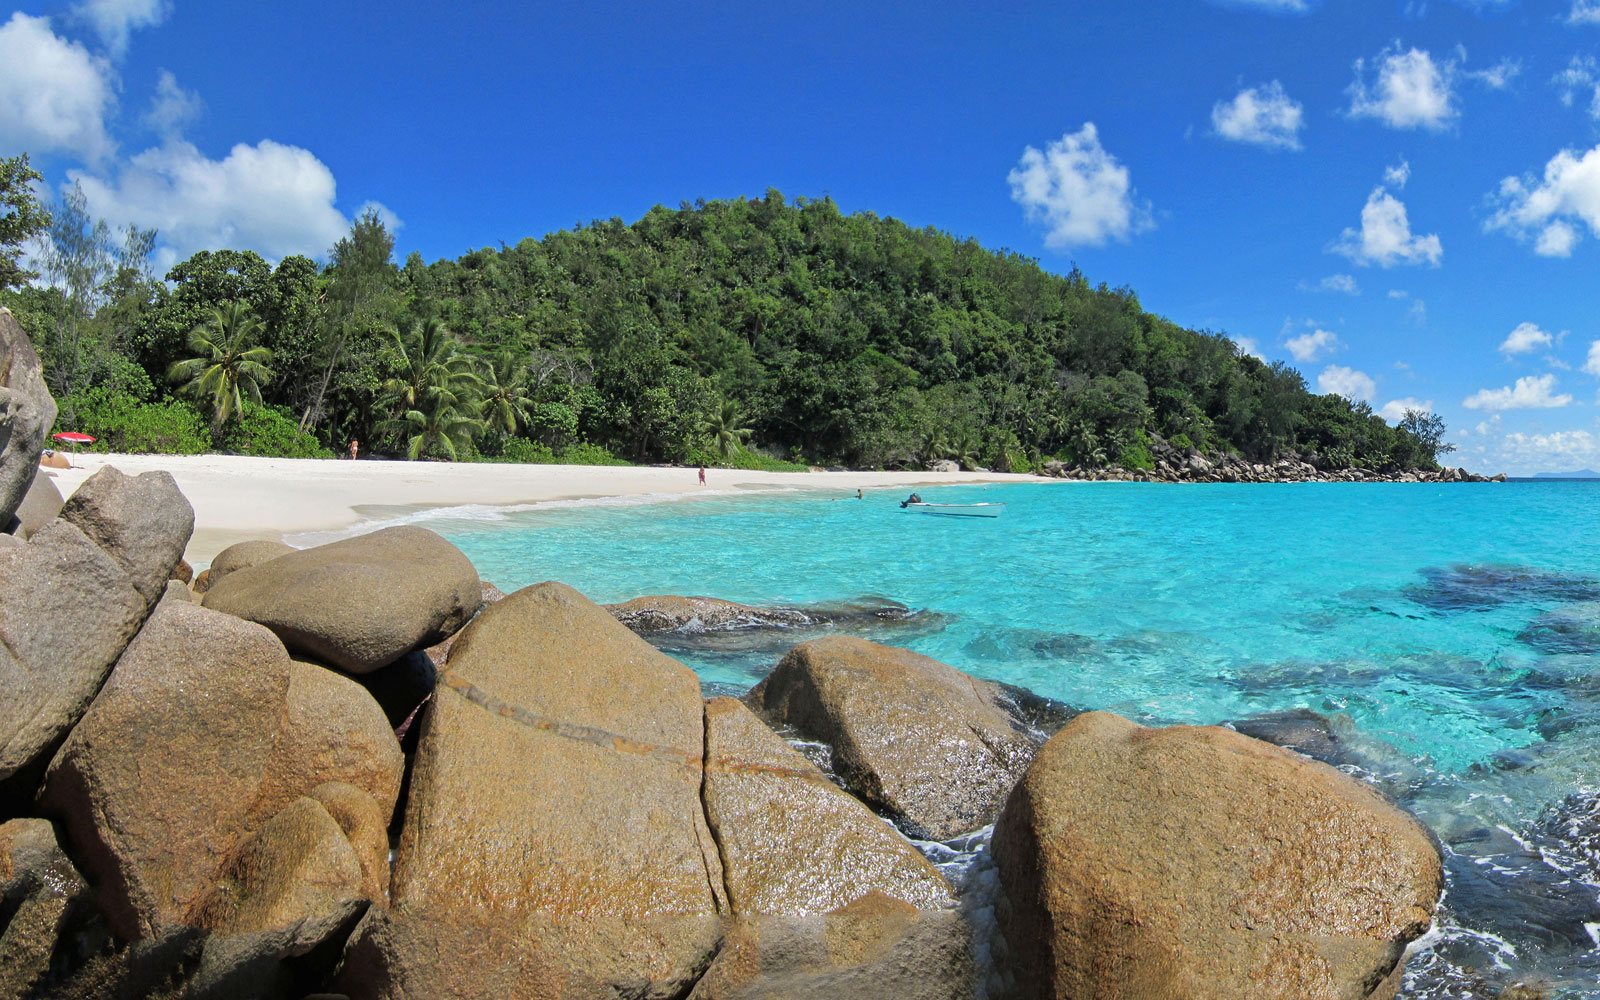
1029,431,1503,484
0,310,1448,998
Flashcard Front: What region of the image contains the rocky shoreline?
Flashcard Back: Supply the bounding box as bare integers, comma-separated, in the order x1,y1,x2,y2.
0,311,1448,998
1026,431,1503,483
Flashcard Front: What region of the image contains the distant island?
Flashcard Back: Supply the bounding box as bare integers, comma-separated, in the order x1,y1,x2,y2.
1532,470,1600,479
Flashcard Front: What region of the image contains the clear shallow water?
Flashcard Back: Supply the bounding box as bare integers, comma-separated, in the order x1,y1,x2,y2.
384,480,1600,996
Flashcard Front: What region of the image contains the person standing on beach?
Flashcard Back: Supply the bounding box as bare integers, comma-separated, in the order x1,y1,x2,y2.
349,439,359,461
698,465,706,485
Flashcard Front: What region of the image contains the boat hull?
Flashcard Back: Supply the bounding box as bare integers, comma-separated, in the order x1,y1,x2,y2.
905,503,1005,518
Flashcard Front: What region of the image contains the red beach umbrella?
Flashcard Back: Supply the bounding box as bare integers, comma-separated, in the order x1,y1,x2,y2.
51,431,95,453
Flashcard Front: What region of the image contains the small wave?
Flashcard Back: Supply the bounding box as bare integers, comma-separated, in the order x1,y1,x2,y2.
284,486,807,547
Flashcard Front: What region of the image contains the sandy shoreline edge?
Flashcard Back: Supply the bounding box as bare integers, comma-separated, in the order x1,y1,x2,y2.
43,453,1047,565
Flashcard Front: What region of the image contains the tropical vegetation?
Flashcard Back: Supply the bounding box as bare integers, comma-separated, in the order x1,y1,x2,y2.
0,159,1451,471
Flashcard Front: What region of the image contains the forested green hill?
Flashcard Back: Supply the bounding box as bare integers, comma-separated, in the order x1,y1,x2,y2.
4,179,1444,471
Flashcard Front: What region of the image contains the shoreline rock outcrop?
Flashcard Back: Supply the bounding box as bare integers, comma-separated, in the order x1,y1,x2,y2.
0,307,58,531
745,636,1063,841
992,711,1444,1000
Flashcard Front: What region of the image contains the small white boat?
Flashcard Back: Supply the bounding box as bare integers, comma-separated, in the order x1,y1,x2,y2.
903,501,1006,518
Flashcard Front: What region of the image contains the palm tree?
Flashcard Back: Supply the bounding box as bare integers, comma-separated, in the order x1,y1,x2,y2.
378,318,480,416
704,398,753,462
377,318,484,460
383,400,484,461
167,302,274,432
476,350,534,436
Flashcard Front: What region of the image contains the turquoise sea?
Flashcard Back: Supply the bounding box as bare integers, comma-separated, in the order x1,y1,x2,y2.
329,480,1600,996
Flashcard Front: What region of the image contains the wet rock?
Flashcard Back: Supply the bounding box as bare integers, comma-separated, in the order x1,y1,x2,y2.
37,600,292,940
1229,708,1427,801
688,898,973,1000
198,538,295,594
745,636,1045,840
11,472,61,538
60,466,194,605
1518,601,1600,655
0,520,148,793
252,659,404,825
618,595,951,661
0,308,58,530
1406,564,1600,612
0,817,94,999
172,557,193,584
702,697,952,914
202,525,480,674
609,595,819,632
385,581,723,995
992,711,1443,1000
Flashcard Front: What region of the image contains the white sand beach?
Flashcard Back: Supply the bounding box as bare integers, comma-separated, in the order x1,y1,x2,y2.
44,453,1044,565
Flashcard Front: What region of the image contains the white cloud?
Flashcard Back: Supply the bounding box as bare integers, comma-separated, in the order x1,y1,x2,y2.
1348,44,1457,130
1406,298,1427,325
1463,373,1573,410
1553,56,1600,120
1499,321,1554,355
1379,397,1434,422
1486,142,1600,257
1234,336,1265,359
70,139,378,264
1331,186,1443,267
1584,340,1600,376
1318,365,1377,402
1500,430,1599,467
1008,123,1153,249
1466,57,1521,90
140,69,201,140
0,13,115,162
1287,328,1341,361
1210,81,1304,150
1570,1,1600,25
72,0,168,57
1300,273,1360,294
1384,159,1412,188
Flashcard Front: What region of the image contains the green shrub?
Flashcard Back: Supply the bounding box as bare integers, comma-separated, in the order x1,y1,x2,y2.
1169,432,1194,450
1118,431,1156,470
501,438,557,463
59,388,212,455
222,402,333,458
558,442,630,466
685,443,809,472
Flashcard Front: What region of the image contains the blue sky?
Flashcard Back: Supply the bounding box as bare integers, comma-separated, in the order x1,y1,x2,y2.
3,0,1600,473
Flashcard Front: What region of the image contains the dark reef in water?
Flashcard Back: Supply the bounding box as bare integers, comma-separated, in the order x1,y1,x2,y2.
1518,601,1600,655
1405,563,1600,612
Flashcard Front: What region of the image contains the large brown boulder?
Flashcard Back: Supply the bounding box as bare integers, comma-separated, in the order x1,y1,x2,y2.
703,696,952,914
0,817,94,999
0,520,148,790
202,525,480,673
991,711,1444,1000
252,658,404,825
186,795,372,999
11,472,62,538
0,308,57,530
37,600,292,940
382,580,724,996
196,537,295,593
746,636,1045,840
60,466,194,604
